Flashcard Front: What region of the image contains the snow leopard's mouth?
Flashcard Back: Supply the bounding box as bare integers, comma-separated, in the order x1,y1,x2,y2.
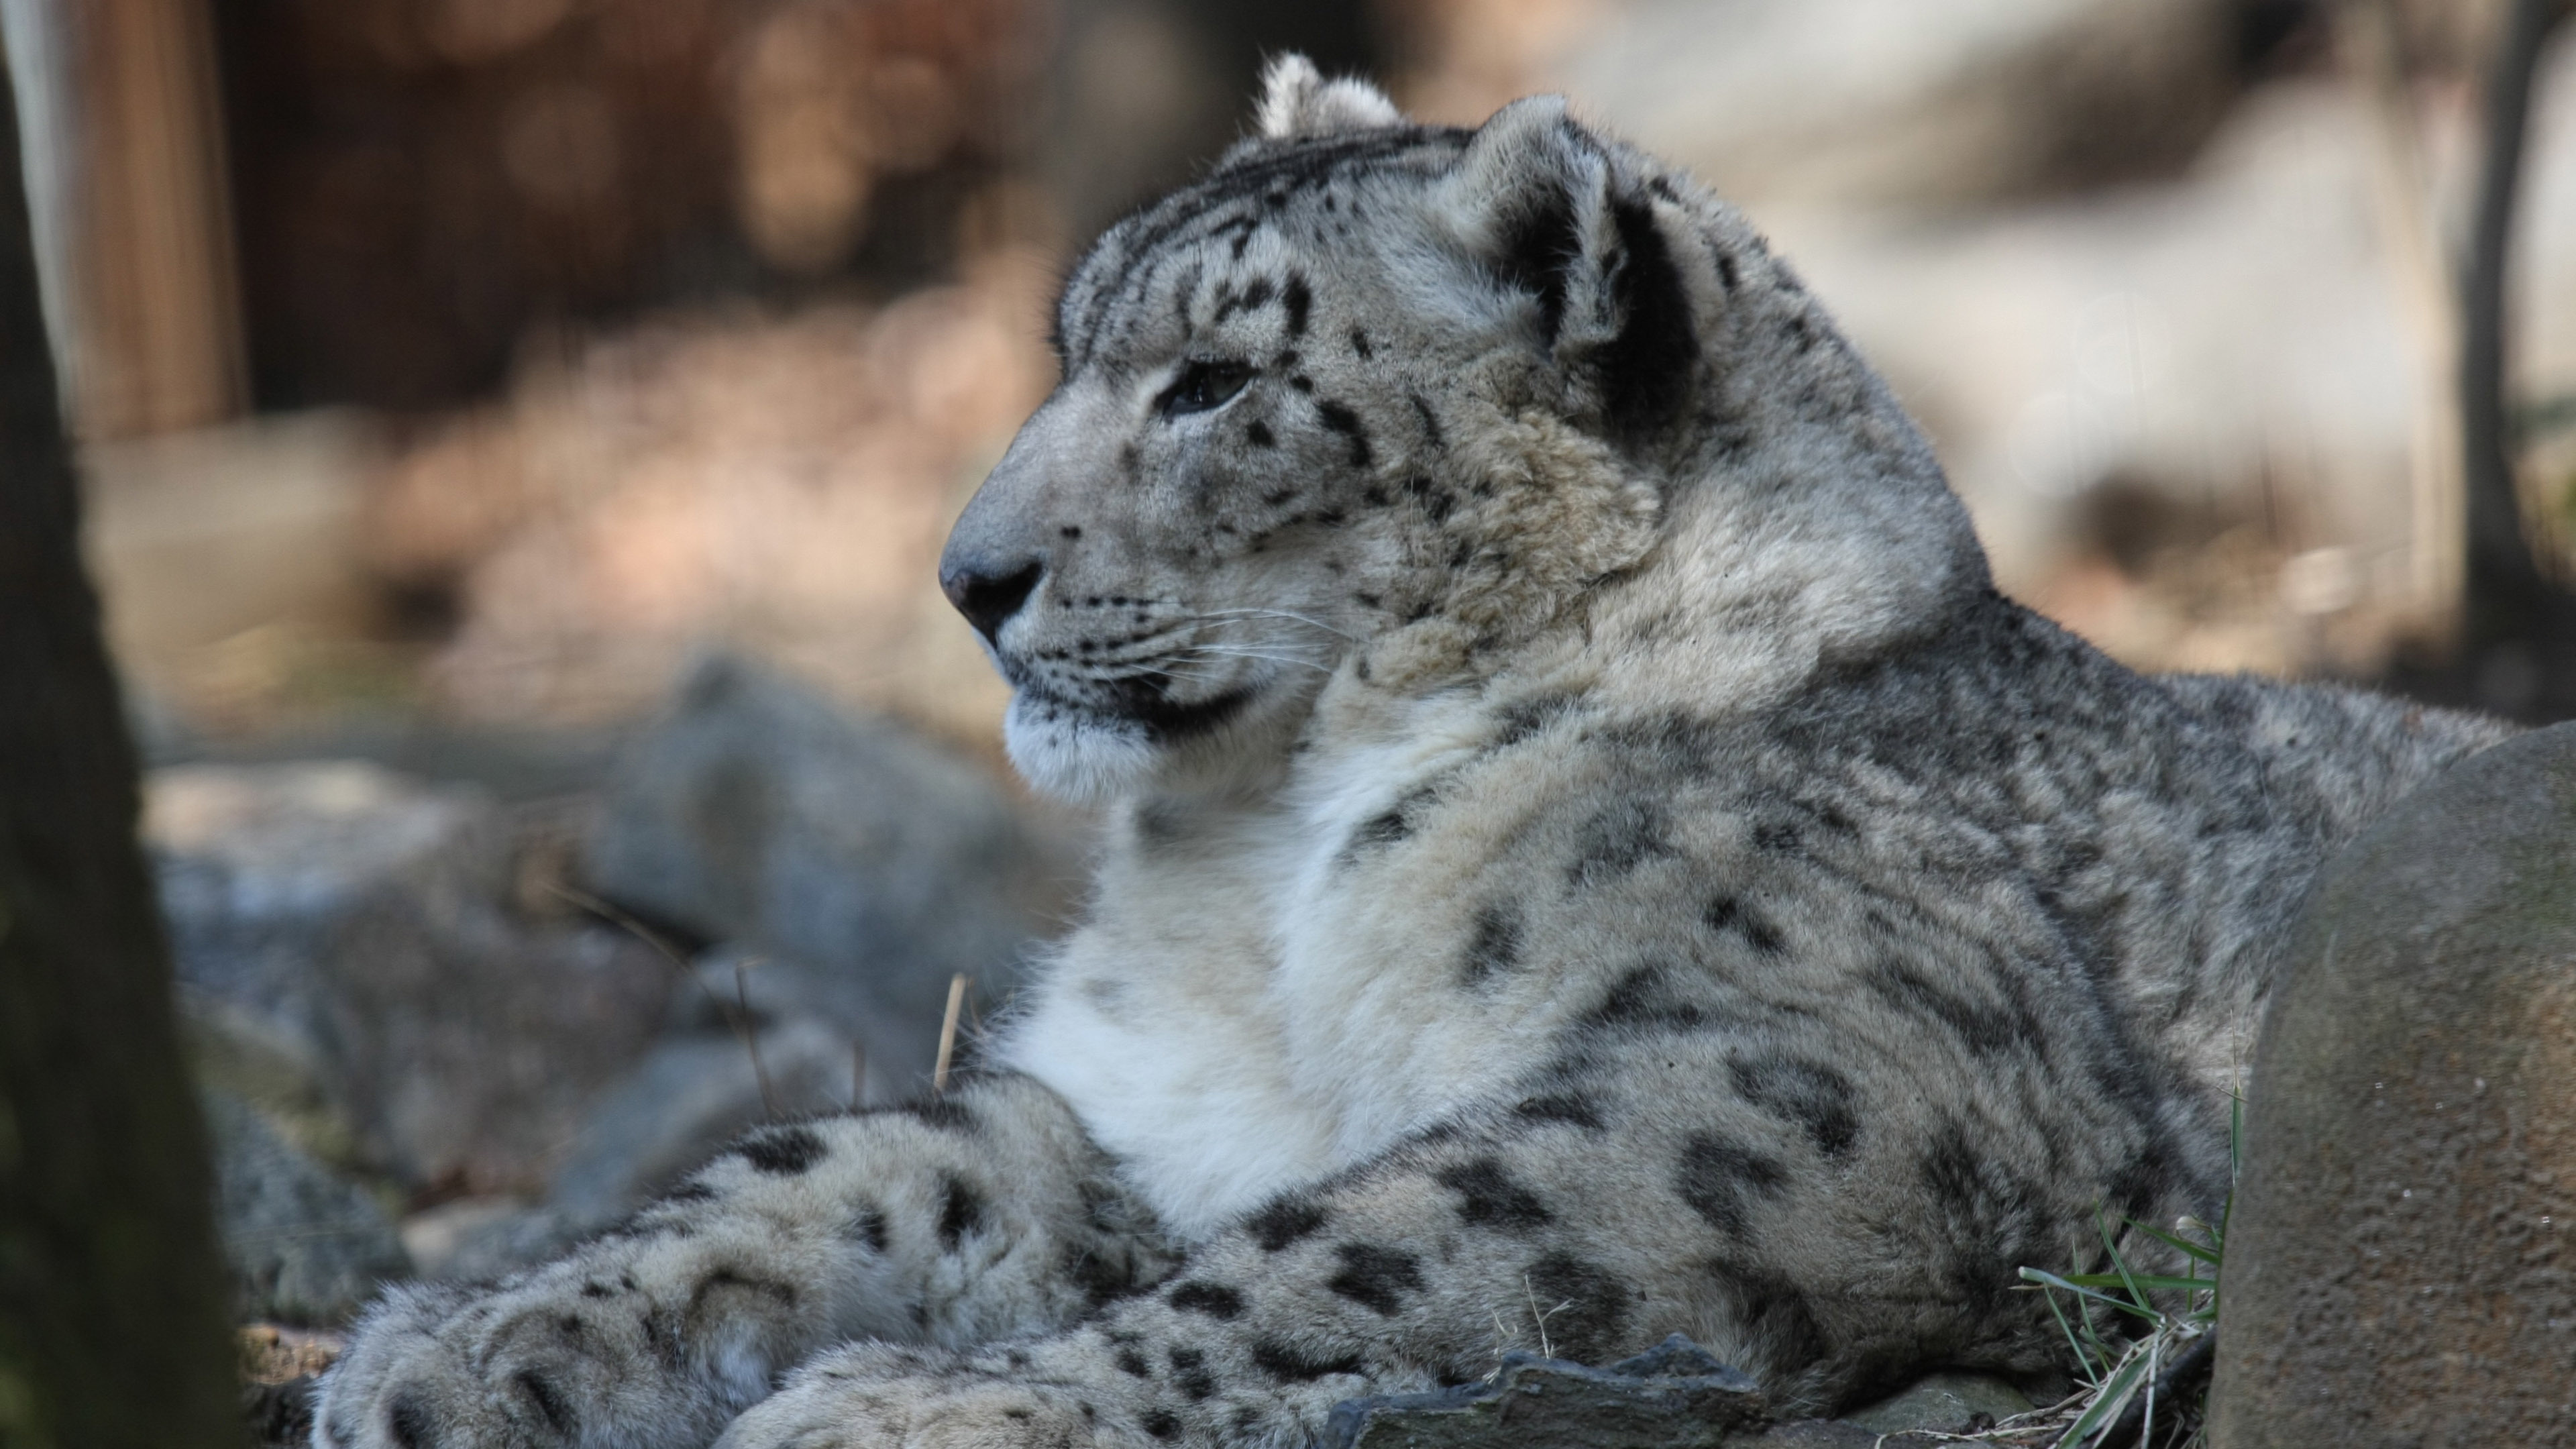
1012,678,1263,743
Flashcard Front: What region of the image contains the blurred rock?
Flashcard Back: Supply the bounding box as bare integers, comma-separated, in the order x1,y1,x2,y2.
388,1016,875,1276
547,1016,870,1222
1564,0,2247,209
399,1198,593,1283
1842,1372,2033,1435
184,983,368,1177
150,761,672,1196
583,653,1076,1093
1726,1426,1884,1448
152,759,475,1024
2212,723,2576,1446
154,714,633,804
204,1089,411,1325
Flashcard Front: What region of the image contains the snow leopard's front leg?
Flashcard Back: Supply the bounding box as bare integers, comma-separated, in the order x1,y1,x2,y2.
311,1073,1176,1449
715,1039,2137,1449
710,1093,1895,1449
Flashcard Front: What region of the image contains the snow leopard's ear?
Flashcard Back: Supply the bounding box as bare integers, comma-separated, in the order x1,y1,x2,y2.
1255,54,1401,140
1439,97,1700,442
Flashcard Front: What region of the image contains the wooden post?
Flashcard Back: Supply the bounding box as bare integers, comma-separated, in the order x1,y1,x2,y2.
0,39,244,1449
62,0,246,437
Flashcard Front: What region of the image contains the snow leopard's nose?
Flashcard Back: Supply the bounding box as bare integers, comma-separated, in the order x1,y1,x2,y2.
945,390,1081,645
941,552,1044,644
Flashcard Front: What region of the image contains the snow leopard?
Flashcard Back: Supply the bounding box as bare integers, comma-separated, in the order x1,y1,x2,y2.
314,58,2512,1448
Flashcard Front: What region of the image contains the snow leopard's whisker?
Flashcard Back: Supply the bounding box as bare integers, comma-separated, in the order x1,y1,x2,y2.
1186,608,1360,641
1170,641,1322,661
1169,645,1334,676
1098,659,1230,687
1102,625,1200,655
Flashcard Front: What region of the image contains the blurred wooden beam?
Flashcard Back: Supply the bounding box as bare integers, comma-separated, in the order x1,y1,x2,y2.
64,0,246,437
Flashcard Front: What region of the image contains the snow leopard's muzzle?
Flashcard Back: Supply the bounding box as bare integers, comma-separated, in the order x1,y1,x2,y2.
938,394,1350,798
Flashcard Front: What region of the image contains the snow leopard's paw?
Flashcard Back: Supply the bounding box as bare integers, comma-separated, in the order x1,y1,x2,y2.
311,1269,775,1448
716,1344,1119,1449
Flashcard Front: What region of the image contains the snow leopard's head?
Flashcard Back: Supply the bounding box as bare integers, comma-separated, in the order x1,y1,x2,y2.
941,58,1737,800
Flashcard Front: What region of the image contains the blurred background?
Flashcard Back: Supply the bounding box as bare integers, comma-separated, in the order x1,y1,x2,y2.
7,0,2573,1398
14,0,2573,748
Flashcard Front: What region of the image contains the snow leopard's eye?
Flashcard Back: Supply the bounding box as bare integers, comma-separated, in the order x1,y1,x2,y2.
1157,359,1253,418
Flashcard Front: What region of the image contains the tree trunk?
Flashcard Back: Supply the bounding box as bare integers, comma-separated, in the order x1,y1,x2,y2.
0,44,244,1449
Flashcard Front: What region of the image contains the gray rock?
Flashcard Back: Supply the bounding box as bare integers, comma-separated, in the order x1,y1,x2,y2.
1720,1425,1882,1448
657,941,958,1067
582,654,1077,1092
1841,1371,2032,1435
547,1016,869,1221
152,759,478,1076
2210,723,2576,1446
1326,1336,1768,1448
150,761,672,1195
182,989,366,1177
399,1199,591,1283
205,1089,411,1324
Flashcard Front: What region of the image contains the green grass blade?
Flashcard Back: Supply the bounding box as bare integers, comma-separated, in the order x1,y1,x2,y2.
2095,1206,2183,1336
2038,1283,2105,1388
2123,1219,2223,1267
2054,1273,2220,1293
2019,1267,2165,1325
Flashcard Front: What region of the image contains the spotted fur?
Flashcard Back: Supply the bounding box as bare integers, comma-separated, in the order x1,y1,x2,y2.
315,56,2512,1448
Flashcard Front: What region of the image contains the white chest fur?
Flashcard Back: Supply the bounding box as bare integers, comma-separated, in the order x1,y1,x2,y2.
994,702,1525,1242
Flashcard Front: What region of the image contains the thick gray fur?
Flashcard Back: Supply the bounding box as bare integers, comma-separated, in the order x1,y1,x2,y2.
313,57,2512,1449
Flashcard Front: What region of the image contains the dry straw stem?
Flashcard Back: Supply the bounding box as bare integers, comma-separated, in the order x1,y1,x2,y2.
932,971,968,1093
